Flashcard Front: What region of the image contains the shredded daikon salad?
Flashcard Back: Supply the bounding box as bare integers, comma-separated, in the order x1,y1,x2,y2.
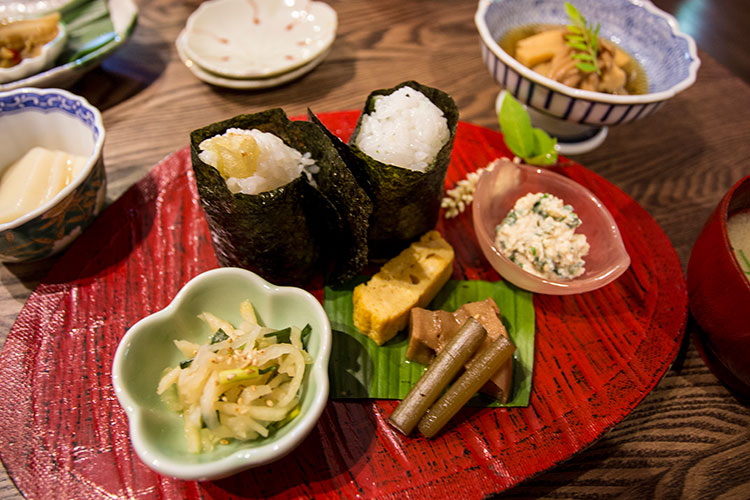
157,299,312,453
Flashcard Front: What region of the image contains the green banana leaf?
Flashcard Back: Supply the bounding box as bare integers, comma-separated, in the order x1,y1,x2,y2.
324,279,535,407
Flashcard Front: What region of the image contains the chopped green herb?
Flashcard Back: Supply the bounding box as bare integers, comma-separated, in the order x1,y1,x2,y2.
210,328,229,344
265,327,292,344
259,366,278,375
180,359,193,369
564,2,601,75
531,199,549,217
267,405,301,433
566,213,581,228
300,324,312,348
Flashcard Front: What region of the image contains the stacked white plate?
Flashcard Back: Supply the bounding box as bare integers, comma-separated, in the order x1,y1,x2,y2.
176,0,337,89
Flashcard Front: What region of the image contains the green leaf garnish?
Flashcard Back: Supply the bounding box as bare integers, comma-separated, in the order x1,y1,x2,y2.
564,2,601,75
498,93,558,166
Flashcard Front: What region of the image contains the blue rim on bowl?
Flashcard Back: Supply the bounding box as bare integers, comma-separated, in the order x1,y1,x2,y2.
112,267,333,481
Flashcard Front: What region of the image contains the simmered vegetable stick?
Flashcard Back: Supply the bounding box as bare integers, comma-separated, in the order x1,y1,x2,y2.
417,335,516,438
389,317,486,435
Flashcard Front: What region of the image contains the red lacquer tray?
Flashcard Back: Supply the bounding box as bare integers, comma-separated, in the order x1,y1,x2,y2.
0,111,687,499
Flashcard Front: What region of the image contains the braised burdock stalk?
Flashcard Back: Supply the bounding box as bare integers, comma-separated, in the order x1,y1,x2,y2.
418,334,516,438
389,317,486,436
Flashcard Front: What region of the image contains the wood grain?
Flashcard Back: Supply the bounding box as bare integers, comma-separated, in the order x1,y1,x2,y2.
1,0,749,498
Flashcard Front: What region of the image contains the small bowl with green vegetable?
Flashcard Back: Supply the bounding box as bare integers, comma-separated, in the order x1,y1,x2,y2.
475,0,700,153
112,267,332,481
688,174,750,398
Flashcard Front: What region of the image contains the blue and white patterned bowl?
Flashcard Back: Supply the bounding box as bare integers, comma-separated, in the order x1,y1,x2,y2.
475,0,700,146
0,88,106,262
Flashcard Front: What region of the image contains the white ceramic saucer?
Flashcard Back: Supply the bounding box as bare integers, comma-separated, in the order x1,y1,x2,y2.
176,30,329,89
181,0,337,79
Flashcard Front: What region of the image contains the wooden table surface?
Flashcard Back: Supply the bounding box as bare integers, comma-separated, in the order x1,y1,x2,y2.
1,0,749,498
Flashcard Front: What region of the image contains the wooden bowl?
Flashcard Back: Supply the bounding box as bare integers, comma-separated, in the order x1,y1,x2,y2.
687,174,750,398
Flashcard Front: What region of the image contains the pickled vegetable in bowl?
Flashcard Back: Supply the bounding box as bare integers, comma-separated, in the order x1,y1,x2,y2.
112,267,332,480
156,299,312,454
472,158,630,294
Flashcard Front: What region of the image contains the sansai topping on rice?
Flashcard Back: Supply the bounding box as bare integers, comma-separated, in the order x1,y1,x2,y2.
198,128,318,195
354,86,450,172
495,192,590,280
156,299,312,453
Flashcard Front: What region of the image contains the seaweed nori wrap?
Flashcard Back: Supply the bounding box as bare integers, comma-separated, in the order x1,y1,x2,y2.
190,108,372,285
311,81,458,260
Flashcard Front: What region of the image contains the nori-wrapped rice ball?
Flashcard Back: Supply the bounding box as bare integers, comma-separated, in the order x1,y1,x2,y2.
310,81,458,259
190,108,372,285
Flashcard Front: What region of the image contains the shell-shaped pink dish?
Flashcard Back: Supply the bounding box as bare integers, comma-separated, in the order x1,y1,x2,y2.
472,159,630,295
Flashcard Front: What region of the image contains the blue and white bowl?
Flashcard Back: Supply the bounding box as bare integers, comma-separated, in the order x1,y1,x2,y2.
475,0,700,152
0,88,106,262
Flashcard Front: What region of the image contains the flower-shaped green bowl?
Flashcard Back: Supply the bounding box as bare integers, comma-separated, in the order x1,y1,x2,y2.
112,267,332,481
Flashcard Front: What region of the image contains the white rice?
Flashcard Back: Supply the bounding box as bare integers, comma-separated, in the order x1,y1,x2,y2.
199,128,318,195
354,86,450,172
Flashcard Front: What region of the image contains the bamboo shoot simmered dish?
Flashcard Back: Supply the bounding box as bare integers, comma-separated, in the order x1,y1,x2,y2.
499,3,647,95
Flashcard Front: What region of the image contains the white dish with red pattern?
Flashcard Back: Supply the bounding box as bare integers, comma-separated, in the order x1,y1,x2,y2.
181,0,337,79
